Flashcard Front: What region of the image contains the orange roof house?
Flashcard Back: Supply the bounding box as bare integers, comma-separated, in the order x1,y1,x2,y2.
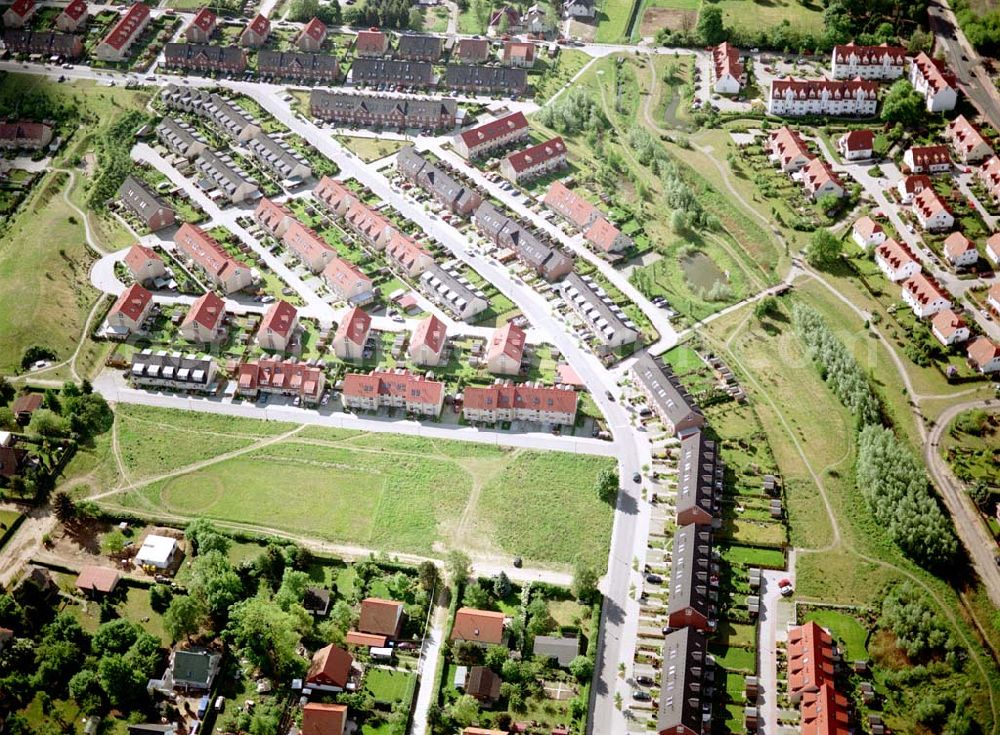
75,566,121,595
787,621,835,702
305,644,353,690
359,598,404,638
301,702,347,735
451,607,505,645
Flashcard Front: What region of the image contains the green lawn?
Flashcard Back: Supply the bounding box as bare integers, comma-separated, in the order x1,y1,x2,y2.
533,50,591,103
422,5,451,32
595,0,637,43
708,642,756,673
363,669,417,706
714,0,825,35
336,135,410,163
719,544,785,569
801,608,870,661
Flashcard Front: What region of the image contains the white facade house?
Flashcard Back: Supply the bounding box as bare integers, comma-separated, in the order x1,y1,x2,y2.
768,77,878,117
875,239,921,282
712,43,743,95
912,188,954,232
943,232,979,268
830,43,906,80
852,216,886,249
930,309,970,346
910,52,958,112
902,274,952,318
135,535,179,569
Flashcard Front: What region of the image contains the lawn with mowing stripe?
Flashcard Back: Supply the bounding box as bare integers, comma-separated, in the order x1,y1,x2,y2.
802,608,870,661
595,0,637,42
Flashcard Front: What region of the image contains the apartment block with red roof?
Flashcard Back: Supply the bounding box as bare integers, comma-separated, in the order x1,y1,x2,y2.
500,137,567,184
502,41,535,68
341,369,445,417
3,0,36,28
384,230,434,277
301,703,347,735
296,17,327,52
124,243,167,286
851,216,885,249
897,173,932,204
95,2,150,62
56,0,88,32
179,291,226,344
800,158,845,200
463,381,578,426
988,234,1000,267
332,306,372,361
930,309,970,346
837,129,874,161
910,52,958,112
902,273,952,318
359,598,404,638
283,219,336,274
453,111,530,160
800,684,851,735
967,336,1000,373
305,644,353,691
486,321,526,375
237,359,326,404
355,29,389,57
767,127,812,172
830,42,906,79
108,283,153,336
979,156,1000,204
313,175,356,215
409,314,448,366
767,77,878,117
946,115,994,163
185,7,217,43
450,608,506,646
322,256,374,306
254,197,293,238
240,14,270,48
712,42,743,94
913,187,954,231
455,37,490,64
0,121,52,151
787,621,835,704
903,144,951,174
544,181,633,253
257,300,299,352
874,239,921,282
943,231,979,268
174,223,254,294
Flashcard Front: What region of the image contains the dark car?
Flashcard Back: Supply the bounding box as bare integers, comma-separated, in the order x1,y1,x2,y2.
513,556,523,568
635,675,654,686
633,472,642,483
645,574,662,584
632,690,652,702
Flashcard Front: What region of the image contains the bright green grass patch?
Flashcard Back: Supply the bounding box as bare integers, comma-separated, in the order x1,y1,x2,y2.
715,0,825,34
119,586,168,644
801,608,870,661
474,451,615,568
708,643,756,673
336,135,409,163
719,544,786,569
364,669,417,705
716,621,757,649
595,0,637,43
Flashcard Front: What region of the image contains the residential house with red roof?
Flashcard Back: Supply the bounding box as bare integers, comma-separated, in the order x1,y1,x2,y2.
930,309,970,346
108,283,153,336
283,220,336,274
11,393,43,424
486,321,526,375
296,17,327,52
500,137,567,184
837,129,874,161
903,144,951,174
874,239,921,282
787,621,835,704
987,233,1000,266
967,336,1000,373
240,14,270,48
586,217,632,254
179,291,226,344
332,306,372,361
463,381,578,426
0,441,24,480
314,175,355,214
544,181,632,253
943,231,979,268
0,121,52,150
257,300,298,352
800,158,845,200
902,273,952,318
124,243,167,286
946,115,993,163
355,29,389,57
56,0,88,32
409,314,448,366
830,42,906,79
345,631,387,648
712,42,743,94
852,216,885,249
502,41,535,68
455,37,491,64
174,223,253,294
305,644,353,691
979,156,1000,204
913,187,954,231
76,566,121,597
359,598,404,638
453,111,530,160
3,0,36,28
301,703,347,735
767,77,878,117
910,52,958,112
95,2,150,62
451,608,506,646
322,257,374,306
237,359,326,403
800,684,851,735
897,173,932,204
384,230,434,277
487,5,522,34
254,197,293,238
767,127,812,172
185,7,217,43
341,369,445,417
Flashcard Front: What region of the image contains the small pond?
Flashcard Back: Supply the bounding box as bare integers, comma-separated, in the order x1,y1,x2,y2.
679,250,728,292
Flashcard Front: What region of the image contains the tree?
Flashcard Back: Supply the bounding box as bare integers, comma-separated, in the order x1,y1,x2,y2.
595,467,619,505
485,644,509,670
225,596,308,679
164,595,205,642
63,392,113,439
696,6,726,45
275,569,310,611
572,560,600,602
805,228,842,269
463,581,491,609
445,695,481,728
445,550,471,584
287,0,318,22
69,669,104,715
754,295,779,321
418,560,439,592
881,80,925,129
0,406,15,431
103,530,126,555
28,409,69,437
526,597,555,636
189,550,243,622
92,619,141,657
493,571,511,599
52,491,76,524
185,518,230,556
0,376,14,405
149,584,173,613
569,655,594,682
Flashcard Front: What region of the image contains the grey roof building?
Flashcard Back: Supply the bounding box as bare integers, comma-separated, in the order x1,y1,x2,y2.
246,133,312,182
630,354,705,436
117,175,175,232
3,29,83,58
419,262,489,321
396,33,443,61
257,50,339,81
130,350,218,393
675,431,723,527
310,90,457,130
474,202,573,282
665,524,716,632
658,628,713,735
162,647,221,692
351,58,435,87
163,42,246,73
559,272,639,353
445,64,528,95
195,149,260,203
161,86,261,142
396,145,482,216
532,635,579,667
156,117,207,160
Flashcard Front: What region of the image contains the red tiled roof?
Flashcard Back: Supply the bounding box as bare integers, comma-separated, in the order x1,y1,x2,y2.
0,121,51,145
239,359,324,399
931,308,967,339
907,144,951,168
503,41,535,61
487,321,526,364
801,683,851,735
246,13,269,36
968,335,1000,365
543,180,596,229
335,306,371,347
384,229,430,270
302,703,347,735
259,300,297,338
102,2,150,51
771,76,877,100
306,644,352,687
75,565,120,593
124,243,162,274
182,291,225,332
61,0,87,21
801,157,843,193
840,129,874,151
987,233,1000,261
504,137,566,174
943,231,974,258
901,174,933,194
8,0,35,18
457,37,490,61
359,598,403,636
904,272,950,305
713,41,742,80
853,216,882,239
111,283,152,323
451,607,505,644
191,6,216,32
914,187,949,219
175,223,249,281
585,217,623,253
315,176,355,208
488,5,520,27
323,256,372,295
283,219,334,263
459,111,529,149
355,29,387,54
11,393,42,416
875,238,918,270
832,41,906,64
787,621,835,694
342,370,444,406
345,631,387,647
300,17,327,42
464,382,578,416
411,314,447,355
912,51,956,92
254,197,291,232
768,127,810,166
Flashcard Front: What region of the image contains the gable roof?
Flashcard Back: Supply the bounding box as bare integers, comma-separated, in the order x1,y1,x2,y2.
585,217,626,253
7,0,35,18
259,300,297,338
60,0,87,22
75,565,120,593
853,216,882,239
102,2,150,51
355,29,387,54
504,136,566,173
181,291,225,332
322,256,372,296
907,144,951,168
411,314,448,355
788,621,835,694
299,17,327,42
544,180,597,229
125,243,163,273
111,283,153,323
359,598,403,636
487,321,526,365
306,644,353,687
840,129,874,151
931,308,967,339
912,51,956,92
345,631,387,647
342,370,444,406
244,13,269,37
456,37,490,61
968,335,1000,366
451,607,505,644
335,306,372,346
943,231,975,258
190,6,216,32
466,666,501,700
459,111,529,150
301,703,347,735
874,238,918,270
397,33,443,59
463,382,578,416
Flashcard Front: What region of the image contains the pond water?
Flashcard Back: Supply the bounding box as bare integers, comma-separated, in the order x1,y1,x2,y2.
680,250,728,293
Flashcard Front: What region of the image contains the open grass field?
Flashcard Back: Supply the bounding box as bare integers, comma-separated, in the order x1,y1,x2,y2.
363,669,417,706
715,0,824,34
801,607,869,661
637,0,698,36
335,135,409,163
533,50,592,103
422,5,451,32
595,0,637,42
